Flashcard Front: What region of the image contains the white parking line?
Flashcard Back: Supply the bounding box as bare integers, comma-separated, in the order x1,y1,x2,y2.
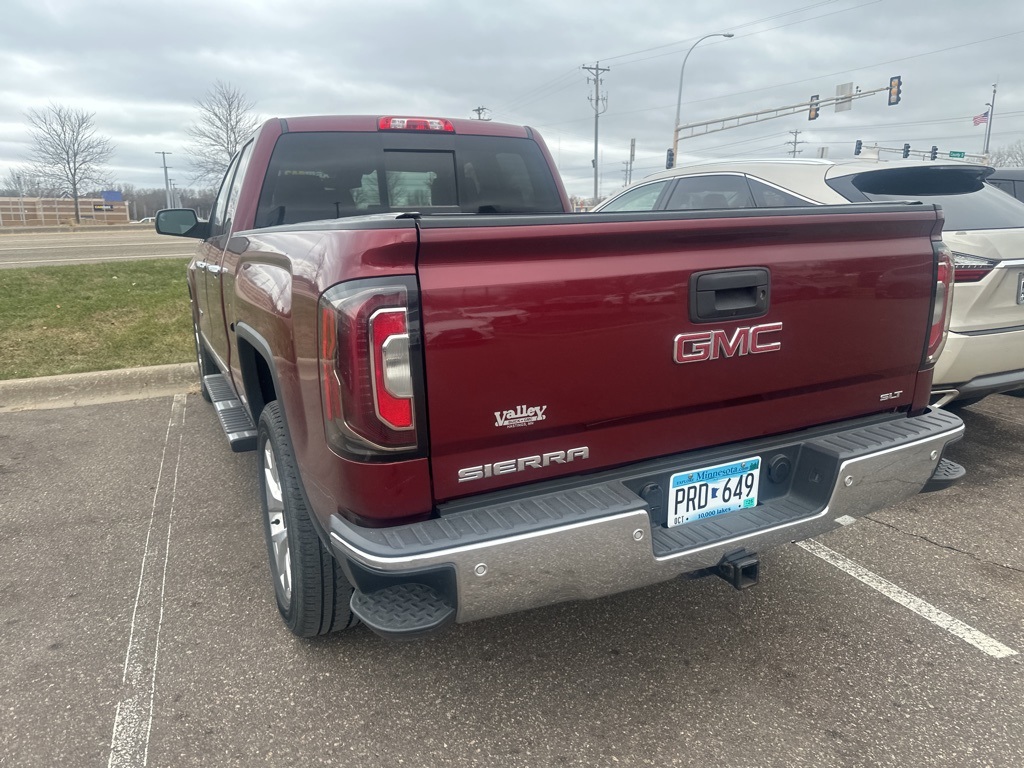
107,394,187,767
797,540,1018,659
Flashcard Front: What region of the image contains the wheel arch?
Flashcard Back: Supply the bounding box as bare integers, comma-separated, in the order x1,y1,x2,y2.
238,322,337,559
235,323,284,426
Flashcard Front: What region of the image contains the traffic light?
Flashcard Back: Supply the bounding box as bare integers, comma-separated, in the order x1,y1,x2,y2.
930,145,938,161
808,95,820,121
666,148,675,169
854,139,863,156
888,75,903,106
902,143,911,159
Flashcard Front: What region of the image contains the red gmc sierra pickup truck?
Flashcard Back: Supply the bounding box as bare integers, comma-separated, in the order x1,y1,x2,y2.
156,114,965,639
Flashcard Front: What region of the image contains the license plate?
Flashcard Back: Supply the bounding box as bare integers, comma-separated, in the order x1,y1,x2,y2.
667,457,760,527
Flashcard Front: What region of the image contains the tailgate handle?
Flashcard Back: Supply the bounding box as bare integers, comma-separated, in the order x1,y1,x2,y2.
690,268,770,322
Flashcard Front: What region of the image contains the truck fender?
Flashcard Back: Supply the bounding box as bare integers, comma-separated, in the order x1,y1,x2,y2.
235,323,290,435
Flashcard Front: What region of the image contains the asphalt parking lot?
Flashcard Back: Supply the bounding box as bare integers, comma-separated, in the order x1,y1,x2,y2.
1,390,1022,767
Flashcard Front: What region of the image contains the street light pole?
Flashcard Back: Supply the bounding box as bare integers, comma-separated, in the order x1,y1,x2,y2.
155,151,173,209
672,32,734,167
982,82,997,157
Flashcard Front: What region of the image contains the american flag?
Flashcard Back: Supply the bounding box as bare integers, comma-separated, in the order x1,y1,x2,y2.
973,111,989,126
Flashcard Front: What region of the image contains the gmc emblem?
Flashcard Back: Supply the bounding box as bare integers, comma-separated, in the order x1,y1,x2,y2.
674,322,783,364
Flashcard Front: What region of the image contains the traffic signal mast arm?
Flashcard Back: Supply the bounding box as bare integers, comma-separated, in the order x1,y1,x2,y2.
676,85,890,141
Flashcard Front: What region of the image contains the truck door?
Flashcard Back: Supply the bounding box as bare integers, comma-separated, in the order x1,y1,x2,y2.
195,151,241,368
197,142,254,375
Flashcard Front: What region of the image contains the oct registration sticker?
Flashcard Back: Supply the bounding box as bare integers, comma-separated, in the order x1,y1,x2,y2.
667,457,760,527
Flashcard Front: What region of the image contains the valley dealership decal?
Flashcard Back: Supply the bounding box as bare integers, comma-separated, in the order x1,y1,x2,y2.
495,404,548,428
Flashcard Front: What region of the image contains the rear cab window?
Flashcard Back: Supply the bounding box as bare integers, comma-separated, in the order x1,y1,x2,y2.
255,132,564,228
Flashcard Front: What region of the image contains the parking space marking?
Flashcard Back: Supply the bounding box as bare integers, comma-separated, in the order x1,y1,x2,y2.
797,540,1018,659
107,394,187,767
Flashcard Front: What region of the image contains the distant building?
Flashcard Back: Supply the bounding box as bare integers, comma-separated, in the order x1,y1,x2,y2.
0,196,130,227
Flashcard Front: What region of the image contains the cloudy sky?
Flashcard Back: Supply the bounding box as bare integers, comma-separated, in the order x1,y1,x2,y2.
1,0,1021,200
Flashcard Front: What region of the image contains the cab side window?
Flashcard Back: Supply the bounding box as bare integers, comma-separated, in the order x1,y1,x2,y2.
209,152,242,240
222,141,254,234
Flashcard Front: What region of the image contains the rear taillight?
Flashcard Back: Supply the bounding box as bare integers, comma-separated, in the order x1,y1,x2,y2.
951,251,997,283
926,241,954,366
377,116,456,132
318,278,421,458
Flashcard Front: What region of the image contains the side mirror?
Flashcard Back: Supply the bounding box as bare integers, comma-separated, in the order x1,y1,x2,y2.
155,208,210,239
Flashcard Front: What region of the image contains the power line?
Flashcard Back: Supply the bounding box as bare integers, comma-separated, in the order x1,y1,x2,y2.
673,28,1024,110
491,1,877,118
599,0,845,63
498,69,582,113
532,28,1024,135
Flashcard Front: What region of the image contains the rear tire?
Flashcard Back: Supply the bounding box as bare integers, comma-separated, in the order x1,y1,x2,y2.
257,401,357,637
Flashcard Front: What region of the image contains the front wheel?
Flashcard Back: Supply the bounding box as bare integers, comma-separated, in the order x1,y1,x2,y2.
257,401,357,637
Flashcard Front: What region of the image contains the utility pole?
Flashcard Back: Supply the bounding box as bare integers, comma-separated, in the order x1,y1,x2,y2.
582,62,610,202
155,151,173,209
472,106,491,121
787,130,806,157
628,138,635,185
983,83,997,156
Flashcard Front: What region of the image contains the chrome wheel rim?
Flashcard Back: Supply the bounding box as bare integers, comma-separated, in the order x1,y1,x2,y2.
262,442,292,605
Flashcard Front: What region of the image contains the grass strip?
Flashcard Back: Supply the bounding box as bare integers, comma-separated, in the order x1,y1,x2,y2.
0,258,193,380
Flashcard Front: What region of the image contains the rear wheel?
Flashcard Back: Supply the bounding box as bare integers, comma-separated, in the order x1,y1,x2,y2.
257,401,357,637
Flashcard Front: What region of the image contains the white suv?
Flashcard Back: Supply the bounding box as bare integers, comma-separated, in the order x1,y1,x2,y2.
596,159,1024,406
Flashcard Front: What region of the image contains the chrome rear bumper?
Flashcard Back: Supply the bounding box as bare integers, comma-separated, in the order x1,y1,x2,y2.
330,409,964,625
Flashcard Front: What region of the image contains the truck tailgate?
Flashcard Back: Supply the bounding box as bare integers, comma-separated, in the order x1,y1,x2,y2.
416,206,941,501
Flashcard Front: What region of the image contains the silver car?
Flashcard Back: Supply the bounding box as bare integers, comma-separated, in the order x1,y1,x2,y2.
596,159,1024,406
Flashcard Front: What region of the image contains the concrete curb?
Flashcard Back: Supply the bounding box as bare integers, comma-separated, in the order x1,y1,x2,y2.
0,363,198,412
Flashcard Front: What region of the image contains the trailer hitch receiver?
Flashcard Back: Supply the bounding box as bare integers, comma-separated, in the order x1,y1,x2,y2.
716,548,760,590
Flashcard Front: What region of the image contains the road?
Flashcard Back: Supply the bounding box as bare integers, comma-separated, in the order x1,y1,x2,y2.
1,393,1022,767
0,228,195,268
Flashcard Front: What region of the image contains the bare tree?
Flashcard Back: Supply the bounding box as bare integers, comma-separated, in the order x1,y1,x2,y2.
0,167,41,196
24,104,115,223
989,139,1024,167
185,80,260,185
